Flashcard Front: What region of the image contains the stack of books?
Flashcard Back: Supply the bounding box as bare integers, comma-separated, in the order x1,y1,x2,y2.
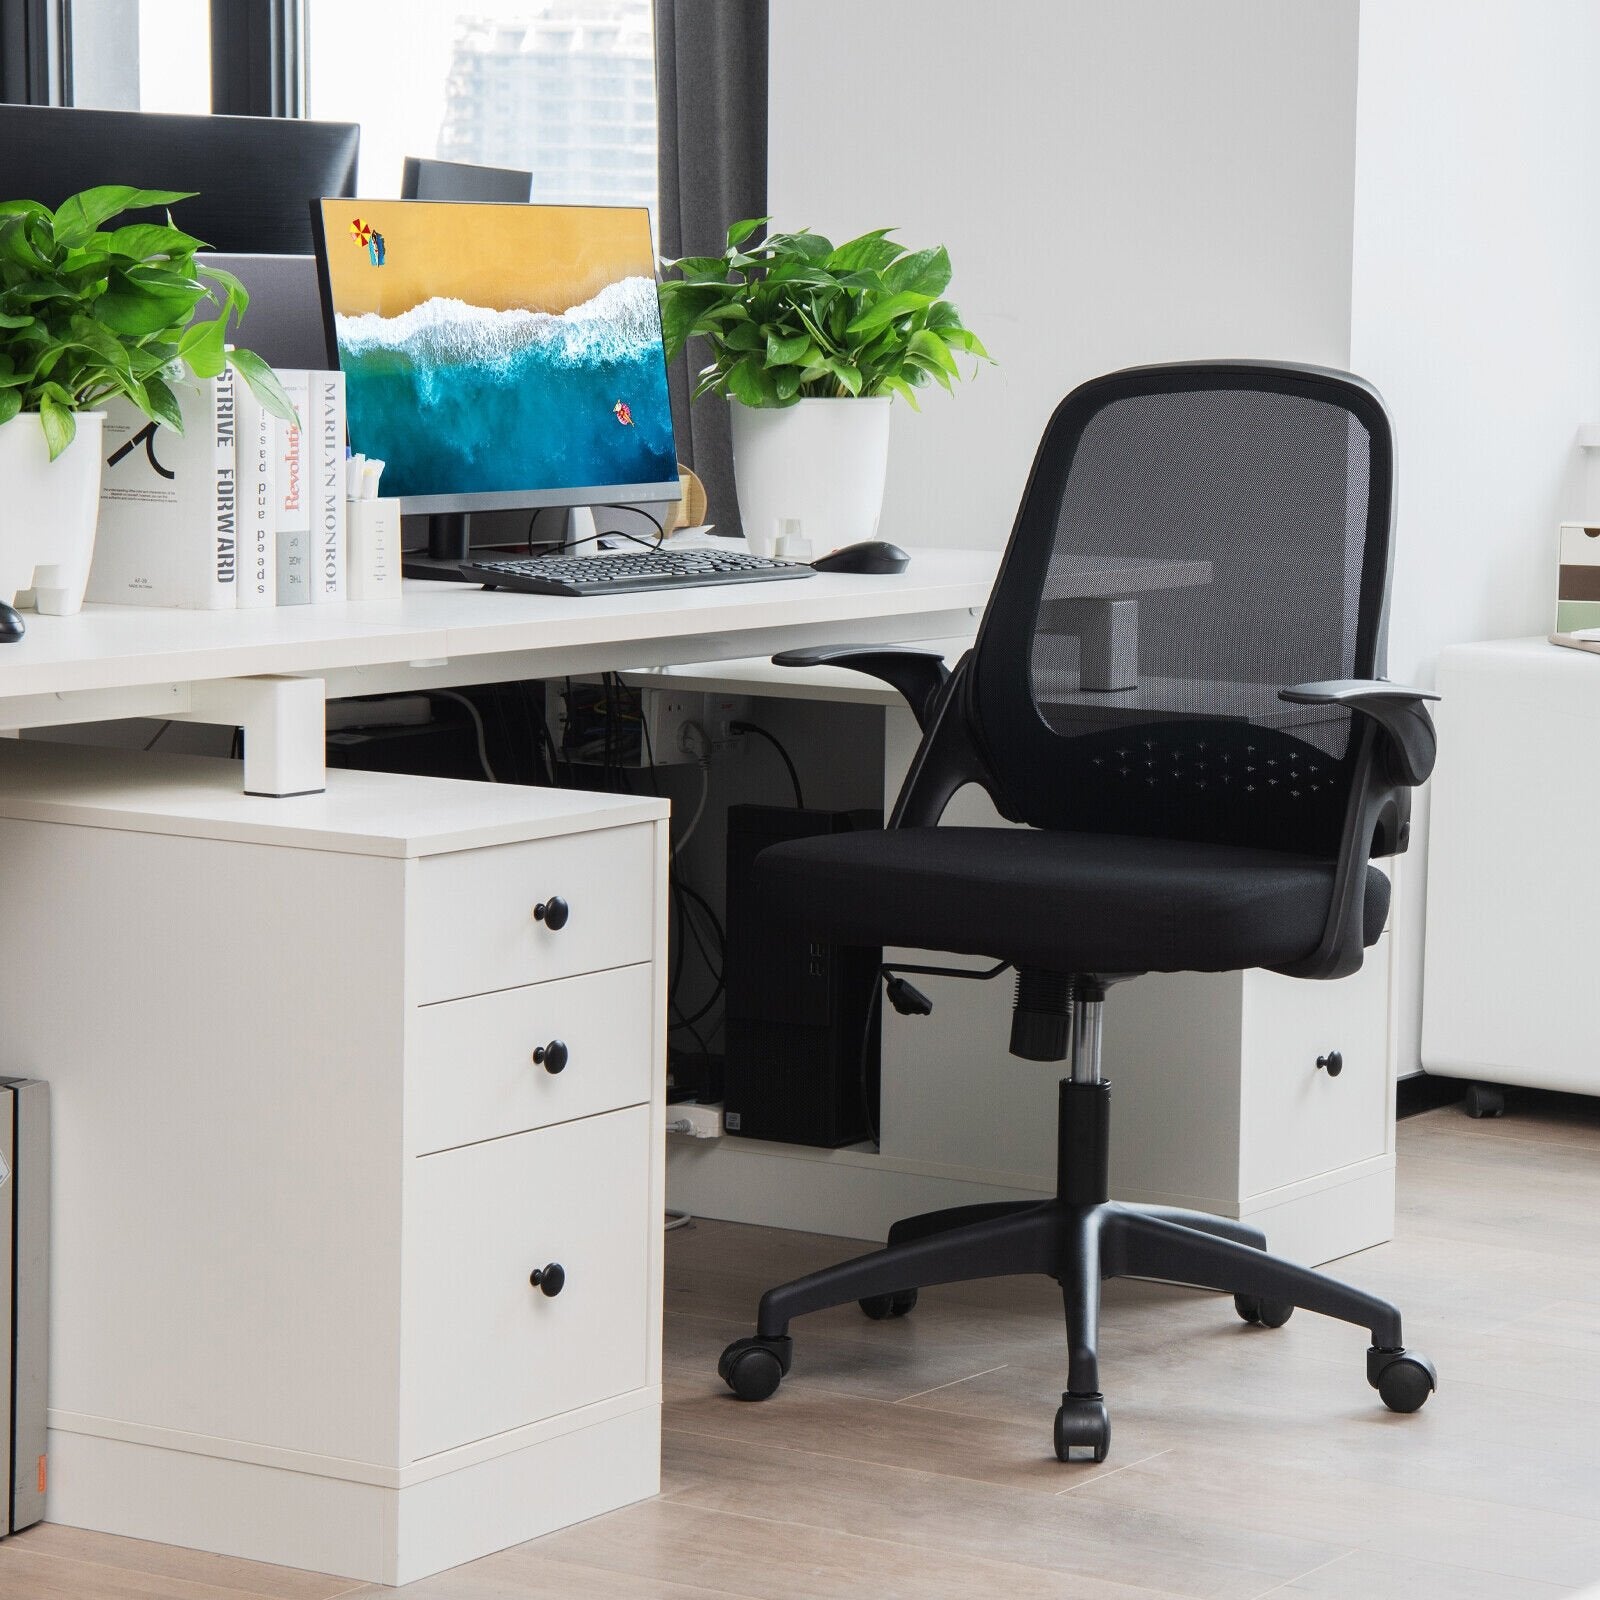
86,367,349,610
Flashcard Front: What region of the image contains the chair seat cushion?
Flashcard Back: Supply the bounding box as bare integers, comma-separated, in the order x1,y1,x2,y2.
753,827,1389,975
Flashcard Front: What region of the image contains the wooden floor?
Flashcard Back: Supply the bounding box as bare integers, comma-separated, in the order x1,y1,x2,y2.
7,1095,1600,1599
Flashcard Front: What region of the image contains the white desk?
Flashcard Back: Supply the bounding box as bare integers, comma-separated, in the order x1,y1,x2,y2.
0,553,995,1586
0,553,995,791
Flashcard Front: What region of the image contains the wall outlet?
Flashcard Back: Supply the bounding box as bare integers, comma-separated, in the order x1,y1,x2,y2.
642,687,707,766
701,692,752,744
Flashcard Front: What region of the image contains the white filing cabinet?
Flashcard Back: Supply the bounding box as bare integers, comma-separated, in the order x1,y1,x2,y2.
0,741,669,1586
1423,637,1600,1095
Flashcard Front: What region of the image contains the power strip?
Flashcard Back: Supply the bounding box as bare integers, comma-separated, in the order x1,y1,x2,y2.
665,1101,724,1139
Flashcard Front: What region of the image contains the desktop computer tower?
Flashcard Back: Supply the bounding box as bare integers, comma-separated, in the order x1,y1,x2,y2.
0,1079,49,1537
722,805,882,1148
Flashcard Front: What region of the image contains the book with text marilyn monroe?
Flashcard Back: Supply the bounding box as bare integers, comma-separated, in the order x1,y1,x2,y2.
310,369,347,602
85,367,238,609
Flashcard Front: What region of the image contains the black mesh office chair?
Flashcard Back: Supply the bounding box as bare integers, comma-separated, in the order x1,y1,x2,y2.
715,362,1440,1463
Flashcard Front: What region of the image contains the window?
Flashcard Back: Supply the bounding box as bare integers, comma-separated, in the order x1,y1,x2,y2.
67,0,211,113
305,0,657,219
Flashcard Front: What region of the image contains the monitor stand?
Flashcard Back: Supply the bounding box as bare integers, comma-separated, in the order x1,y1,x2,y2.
401,513,479,583
401,508,596,582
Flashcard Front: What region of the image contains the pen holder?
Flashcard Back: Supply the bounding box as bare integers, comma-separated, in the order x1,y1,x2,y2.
348,497,402,601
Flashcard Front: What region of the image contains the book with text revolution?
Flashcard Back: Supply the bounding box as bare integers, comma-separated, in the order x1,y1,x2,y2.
310,370,347,603
235,379,277,608
86,370,238,609
274,369,312,605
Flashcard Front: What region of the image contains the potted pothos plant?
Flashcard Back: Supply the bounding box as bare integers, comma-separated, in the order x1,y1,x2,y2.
0,184,296,628
659,219,988,547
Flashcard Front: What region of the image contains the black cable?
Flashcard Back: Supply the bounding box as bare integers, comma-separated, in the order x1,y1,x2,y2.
142,721,173,751
859,978,883,1148
730,721,804,809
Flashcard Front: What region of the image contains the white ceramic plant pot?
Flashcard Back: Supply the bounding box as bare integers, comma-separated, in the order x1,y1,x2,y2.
0,411,105,615
728,396,892,552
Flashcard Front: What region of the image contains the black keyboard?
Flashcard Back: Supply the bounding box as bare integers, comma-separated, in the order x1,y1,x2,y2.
459,549,816,597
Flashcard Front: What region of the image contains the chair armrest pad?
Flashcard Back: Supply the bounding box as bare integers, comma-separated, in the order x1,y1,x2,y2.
772,645,951,729
1279,679,1440,785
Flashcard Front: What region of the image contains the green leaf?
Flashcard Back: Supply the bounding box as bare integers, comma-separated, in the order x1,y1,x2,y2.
827,230,906,273
104,223,201,262
765,329,810,366
93,269,201,337
844,290,936,338
909,328,960,379
661,254,727,282
0,387,19,425
885,246,952,298
0,309,33,329
51,186,196,249
726,355,780,407
725,216,769,248
38,392,74,460
176,317,228,379
228,347,299,426
195,260,250,322
773,366,802,401
140,373,185,433
825,359,863,396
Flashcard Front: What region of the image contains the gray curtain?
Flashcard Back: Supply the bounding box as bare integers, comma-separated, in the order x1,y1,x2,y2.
655,0,768,536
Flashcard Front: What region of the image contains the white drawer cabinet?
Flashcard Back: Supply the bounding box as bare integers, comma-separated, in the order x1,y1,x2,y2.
408,964,655,1155
0,743,669,1586
411,825,655,1002
404,1106,652,1458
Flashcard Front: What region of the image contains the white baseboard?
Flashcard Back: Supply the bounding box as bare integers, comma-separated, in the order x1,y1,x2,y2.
668,1138,1394,1267
46,1401,661,1587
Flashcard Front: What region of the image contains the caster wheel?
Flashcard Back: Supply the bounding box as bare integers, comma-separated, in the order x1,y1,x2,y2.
1463,1083,1505,1119
859,1289,918,1320
1054,1394,1111,1463
1368,1348,1437,1414
718,1335,793,1402
1234,1293,1294,1328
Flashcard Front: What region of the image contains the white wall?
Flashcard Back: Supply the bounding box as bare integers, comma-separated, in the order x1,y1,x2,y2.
768,0,1361,549
1349,0,1600,1073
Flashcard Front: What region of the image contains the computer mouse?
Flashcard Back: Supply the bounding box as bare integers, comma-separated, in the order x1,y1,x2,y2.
0,602,25,643
811,540,910,575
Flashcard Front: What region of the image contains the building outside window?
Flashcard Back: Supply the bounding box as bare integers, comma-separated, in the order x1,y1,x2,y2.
307,0,657,219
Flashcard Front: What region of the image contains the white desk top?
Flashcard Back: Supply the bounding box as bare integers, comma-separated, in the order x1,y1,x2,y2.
0,549,998,701
0,739,666,855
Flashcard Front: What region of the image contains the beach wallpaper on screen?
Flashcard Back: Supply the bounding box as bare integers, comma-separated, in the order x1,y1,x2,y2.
319,200,676,500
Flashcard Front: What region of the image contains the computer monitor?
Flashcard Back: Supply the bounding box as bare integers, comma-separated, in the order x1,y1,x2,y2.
311,199,679,522
0,105,359,254
401,156,532,204
192,254,328,371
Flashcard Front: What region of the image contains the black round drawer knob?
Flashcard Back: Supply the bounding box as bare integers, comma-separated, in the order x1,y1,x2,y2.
529,1262,566,1297
1317,1050,1344,1077
533,896,570,930
532,1039,569,1074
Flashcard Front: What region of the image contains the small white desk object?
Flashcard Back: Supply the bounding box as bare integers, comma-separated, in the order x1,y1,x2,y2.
1423,636,1600,1094
0,741,669,1585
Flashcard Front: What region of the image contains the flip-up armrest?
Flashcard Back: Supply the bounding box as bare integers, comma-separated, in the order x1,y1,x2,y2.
772,645,951,731
1279,679,1441,785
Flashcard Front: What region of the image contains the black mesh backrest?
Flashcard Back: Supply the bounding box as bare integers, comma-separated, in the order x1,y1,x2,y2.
970,363,1393,856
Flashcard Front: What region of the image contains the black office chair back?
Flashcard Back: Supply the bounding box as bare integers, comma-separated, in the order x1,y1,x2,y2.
968,362,1395,857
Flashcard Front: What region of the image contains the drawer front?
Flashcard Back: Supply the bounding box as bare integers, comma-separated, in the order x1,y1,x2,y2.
411,824,655,1003
408,964,655,1155
1241,933,1391,1197
404,1105,651,1460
